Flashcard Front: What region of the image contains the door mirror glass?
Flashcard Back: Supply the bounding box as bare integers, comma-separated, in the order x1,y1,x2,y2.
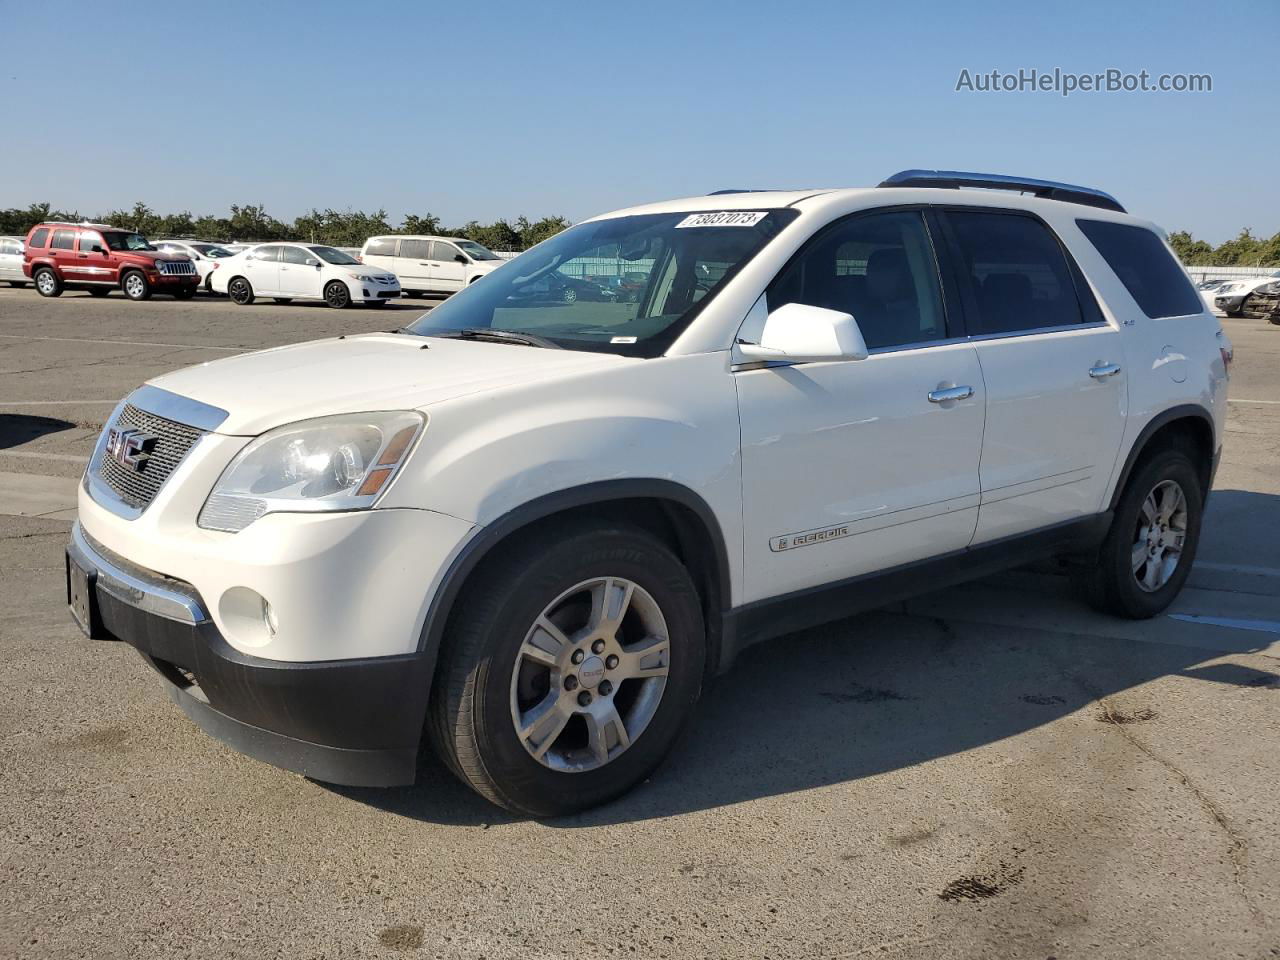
454,253,468,264
306,258,321,267
738,302,869,364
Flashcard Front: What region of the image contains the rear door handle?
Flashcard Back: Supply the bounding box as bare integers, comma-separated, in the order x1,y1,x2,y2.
928,385,974,403
1089,363,1122,379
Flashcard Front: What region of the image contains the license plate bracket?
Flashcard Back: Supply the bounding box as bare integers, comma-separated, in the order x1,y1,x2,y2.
66,551,102,639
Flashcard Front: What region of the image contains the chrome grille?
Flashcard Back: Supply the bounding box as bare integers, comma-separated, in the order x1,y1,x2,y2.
96,404,203,510
156,260,196,276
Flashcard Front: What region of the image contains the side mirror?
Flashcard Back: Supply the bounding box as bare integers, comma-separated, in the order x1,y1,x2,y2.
737,302,869,364
91,245,106,255
454,253,468,264
306,258,321,268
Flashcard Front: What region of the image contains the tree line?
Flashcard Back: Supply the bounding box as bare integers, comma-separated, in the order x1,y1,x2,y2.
1167,228,1280,268
0,202,571,251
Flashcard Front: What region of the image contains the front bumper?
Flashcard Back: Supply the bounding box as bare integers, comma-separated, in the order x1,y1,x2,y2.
1215,295,1245,312
67,522,430,786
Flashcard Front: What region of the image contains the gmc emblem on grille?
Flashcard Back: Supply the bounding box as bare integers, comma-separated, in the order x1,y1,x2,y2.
105,427,157,472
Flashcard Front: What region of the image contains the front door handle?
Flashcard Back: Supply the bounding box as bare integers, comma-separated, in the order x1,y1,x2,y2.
1089,363,1122,379
928,385,974,404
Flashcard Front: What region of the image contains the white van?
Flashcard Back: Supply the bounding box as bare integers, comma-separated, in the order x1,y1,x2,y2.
360,235,505,296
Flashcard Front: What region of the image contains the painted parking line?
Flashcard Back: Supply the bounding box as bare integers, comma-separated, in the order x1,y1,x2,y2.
0,333,241,352
0,450,91,464
1194,560,1280,577
1168,614,1280,636
1228,399,1280,405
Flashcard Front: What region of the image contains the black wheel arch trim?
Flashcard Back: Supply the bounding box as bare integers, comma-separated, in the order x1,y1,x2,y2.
414,479,733,674
1108,403,1217,510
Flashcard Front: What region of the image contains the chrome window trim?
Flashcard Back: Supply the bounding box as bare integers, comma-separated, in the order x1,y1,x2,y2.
69,521,209,624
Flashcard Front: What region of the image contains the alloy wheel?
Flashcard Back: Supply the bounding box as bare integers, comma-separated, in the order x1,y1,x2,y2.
509,576,670,773
1131,479,1188,592
36,272,56,295
124,274,146,299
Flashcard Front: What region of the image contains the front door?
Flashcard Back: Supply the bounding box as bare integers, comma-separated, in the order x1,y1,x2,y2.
429,240,466,292
938,209,1127,543
68,229,114,285
736,209,986,603
278,245,321,296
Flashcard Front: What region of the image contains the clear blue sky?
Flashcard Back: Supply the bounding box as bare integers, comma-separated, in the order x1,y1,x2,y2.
2,0,1275,243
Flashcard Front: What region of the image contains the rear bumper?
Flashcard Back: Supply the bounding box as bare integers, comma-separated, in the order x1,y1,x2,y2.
67,523,430,786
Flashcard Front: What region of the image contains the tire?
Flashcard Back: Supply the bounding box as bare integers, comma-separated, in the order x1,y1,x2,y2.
7,281,28,288
561,286,579,303
173,286,196,300
429,521,705,817
121,270,151,301
1240,294,1259,319
1075,447,1203,619
204,274,214,293
228,276,254,305
324,280,351,309
272,298,294,305
87,287,110,298
34,268,62,298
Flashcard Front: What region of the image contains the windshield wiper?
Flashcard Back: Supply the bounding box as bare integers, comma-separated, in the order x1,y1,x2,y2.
435,328,563,349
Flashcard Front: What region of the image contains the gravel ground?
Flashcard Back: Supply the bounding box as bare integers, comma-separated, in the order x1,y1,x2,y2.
1,287,1278,959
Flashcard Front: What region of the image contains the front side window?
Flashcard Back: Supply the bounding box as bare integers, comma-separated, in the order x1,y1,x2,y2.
1076,219,1203,319
455,240,501,260
399,239,430,260
281,246,314,265
767,210,947,350
365,237,398,257
431,241,461,262
406,209,797,357
192,244,233,258
29,228,49,248
79,231,105,253
946,211,1084,335
308,245,359,265
101,232,155,252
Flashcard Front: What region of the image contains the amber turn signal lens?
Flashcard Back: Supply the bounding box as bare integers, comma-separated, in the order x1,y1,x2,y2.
377,425,418,466
356,467,395,497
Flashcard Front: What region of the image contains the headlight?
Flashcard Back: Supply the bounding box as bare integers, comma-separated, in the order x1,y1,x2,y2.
1263,281,1280,295
197,411,425,532
352,273,376,282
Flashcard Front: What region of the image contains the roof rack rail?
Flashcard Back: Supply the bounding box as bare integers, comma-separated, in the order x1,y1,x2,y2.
877,169,1125,213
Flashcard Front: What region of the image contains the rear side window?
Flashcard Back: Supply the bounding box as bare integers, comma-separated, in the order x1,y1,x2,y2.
399,239,430,259
945,211,1083,335
51,230,77,251
28,228,49,248
1076,220,1203,319
365,237,398,257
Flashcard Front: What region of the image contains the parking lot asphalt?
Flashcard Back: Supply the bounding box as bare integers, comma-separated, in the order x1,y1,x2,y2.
1,287,1278,959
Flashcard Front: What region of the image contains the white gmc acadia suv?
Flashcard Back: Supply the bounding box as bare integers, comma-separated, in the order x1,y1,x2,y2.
66,171,1232,816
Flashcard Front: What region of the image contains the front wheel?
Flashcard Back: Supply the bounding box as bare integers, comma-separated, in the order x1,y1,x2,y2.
122,271,151,301
1075,448,1203,618
324,280,352,309
228,277,254,305
429,522,705,817
34,268,62,297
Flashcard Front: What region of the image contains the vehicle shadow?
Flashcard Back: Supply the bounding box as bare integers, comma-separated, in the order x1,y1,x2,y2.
0,413,75,450
331,594,1274,828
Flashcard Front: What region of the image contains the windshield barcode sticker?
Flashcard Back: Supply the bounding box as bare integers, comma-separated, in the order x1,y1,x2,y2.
675,211,767,228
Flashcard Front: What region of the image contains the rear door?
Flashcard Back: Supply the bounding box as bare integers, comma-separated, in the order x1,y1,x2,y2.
429,240,466,292
244,245,283,294
49,229,79,278
938,208,1127,543
396,238,433,292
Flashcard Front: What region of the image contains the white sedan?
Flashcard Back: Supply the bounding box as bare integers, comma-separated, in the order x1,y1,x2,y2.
209,243,401,308
0,235,27,287
151,239,237,291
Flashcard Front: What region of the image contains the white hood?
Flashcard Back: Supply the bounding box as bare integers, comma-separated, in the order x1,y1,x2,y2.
146,332,628,434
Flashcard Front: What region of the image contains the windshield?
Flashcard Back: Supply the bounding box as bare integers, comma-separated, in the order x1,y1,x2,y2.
192,243,233,258
454,240,502,261
102,232,154,252
406,210,797,356
309,245,360,265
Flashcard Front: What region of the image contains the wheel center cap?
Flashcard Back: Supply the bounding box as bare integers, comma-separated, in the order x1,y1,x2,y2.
578,656,605,689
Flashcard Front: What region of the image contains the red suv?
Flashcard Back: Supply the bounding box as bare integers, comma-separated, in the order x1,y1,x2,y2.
23,222,199,301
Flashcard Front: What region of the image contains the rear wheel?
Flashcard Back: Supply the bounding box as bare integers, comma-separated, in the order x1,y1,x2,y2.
324,280,351,309
1075,447,1203,618
228,277,254,305
122,270,151,301
272,298,294,304
87,287,110,298
34,268,62,297
429,522,705,817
